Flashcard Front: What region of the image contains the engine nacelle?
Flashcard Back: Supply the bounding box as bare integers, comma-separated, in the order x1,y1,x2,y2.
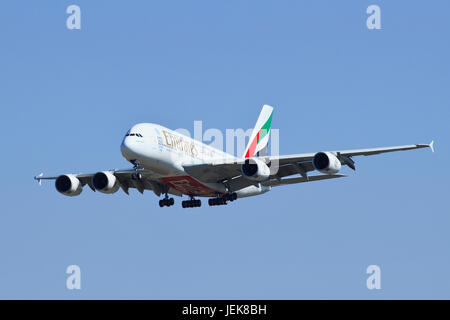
55,174,83,196
241,158,270,181
313,152,342,175
92,171,120,194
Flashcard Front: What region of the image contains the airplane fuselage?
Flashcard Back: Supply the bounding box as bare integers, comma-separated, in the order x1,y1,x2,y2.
120,123,269,198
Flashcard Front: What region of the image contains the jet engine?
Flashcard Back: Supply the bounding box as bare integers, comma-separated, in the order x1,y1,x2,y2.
313,152,342,175
241,158,270,181
92,171,120,194
55,174,83,196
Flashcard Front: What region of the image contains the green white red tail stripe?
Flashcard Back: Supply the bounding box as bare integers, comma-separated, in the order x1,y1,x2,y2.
244,105,274,158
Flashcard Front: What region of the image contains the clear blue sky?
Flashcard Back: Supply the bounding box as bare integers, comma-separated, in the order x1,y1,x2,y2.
0,0,449,299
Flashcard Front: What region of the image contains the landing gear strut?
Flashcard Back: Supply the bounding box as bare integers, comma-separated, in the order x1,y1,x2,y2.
159,194,174,207
182,196,201,208
130,160,142,180
208,192,237,206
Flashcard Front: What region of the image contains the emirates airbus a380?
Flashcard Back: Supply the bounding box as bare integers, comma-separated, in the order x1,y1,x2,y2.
35,105,434,208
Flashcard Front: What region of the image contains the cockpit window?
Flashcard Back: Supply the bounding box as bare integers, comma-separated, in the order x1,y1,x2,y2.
125,133,143,137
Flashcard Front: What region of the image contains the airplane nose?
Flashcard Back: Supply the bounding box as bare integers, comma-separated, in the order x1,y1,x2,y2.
121,138,135,160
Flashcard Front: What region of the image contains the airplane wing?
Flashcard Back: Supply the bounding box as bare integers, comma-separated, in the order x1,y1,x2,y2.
269,141,434,174
262,174,346,187
183,141,434,190
34,168,179,197
273,141,434,166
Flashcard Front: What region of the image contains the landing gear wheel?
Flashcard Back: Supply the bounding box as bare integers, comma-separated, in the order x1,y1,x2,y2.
131,172,142,180
159,196,174,207
130,160,143,180
208,195,231,206
182,198,201,208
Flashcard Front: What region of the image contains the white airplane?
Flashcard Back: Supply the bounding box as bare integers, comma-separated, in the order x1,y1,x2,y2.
35,105,434,208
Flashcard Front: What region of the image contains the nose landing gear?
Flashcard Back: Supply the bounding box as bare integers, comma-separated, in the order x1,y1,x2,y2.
131,172,142,180
130,160,143,180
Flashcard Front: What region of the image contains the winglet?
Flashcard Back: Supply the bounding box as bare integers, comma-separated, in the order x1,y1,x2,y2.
429,140,435,153
35,173,44,186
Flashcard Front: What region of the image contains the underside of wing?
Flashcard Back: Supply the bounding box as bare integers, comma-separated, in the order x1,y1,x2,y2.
35,169,180,197
183,163,242,183
183,162,258,191
262,174,346,187
182,141,433,192
112,169,176,196
183,160,318,192
268,141,434,173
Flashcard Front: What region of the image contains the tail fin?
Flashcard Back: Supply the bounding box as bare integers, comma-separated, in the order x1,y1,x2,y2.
243,104,274,158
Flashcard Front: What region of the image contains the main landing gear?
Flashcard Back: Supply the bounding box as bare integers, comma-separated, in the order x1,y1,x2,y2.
182,197,201,208
208,198,226,206
208,192,237,206
159,194,174,207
